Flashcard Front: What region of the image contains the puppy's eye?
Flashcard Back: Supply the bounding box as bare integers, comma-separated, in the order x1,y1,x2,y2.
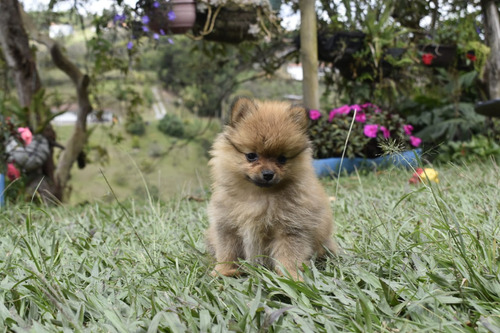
277,156,287,164
245,153,259,162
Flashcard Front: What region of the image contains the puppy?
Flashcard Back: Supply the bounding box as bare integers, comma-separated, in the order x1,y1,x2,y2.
206,97,337,280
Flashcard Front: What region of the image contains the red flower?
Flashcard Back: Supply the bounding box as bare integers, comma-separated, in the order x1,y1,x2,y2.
422,53,435,65
466,52,477,62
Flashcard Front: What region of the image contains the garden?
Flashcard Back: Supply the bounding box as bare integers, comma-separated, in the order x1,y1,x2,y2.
1,0,500,331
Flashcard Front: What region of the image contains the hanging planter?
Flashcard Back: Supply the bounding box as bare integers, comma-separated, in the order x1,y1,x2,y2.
141,0,196,34
475,99,500,118
420,44,457,67
317,31,366,63
192,1,274,44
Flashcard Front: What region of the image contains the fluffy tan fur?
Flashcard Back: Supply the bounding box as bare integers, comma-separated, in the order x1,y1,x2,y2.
206,98,337,280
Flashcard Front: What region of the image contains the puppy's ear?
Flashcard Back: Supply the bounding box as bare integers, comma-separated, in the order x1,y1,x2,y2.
289,104,309,130
229,97,257,127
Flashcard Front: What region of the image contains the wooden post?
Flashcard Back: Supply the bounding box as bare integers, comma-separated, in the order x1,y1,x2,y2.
299,0,319,110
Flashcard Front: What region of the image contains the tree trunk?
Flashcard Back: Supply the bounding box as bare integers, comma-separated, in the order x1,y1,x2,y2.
299,0,319,110
0,0,41,107
0,0,61,203
481,0,500,99
29,32,92,198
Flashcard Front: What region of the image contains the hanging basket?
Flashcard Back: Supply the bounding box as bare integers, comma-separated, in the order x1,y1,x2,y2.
193,6,259,43
144,0,196,34
420,44,457,67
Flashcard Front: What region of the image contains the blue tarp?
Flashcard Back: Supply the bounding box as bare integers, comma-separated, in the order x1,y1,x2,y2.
0,173,4,207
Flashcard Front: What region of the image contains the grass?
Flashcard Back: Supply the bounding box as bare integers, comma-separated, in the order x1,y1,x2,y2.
1,160,500,332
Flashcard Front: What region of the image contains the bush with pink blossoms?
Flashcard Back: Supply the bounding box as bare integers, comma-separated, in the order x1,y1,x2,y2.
308,103,421,159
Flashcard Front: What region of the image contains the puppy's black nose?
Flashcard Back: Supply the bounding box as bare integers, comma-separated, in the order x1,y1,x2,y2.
262,170,275,182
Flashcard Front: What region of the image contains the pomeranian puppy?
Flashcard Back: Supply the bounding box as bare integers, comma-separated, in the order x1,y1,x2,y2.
206,97,337,280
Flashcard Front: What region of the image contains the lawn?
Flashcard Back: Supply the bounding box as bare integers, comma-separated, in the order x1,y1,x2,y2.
1,160,499,332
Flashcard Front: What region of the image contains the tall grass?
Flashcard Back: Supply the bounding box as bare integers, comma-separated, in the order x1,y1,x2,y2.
1,160,499,332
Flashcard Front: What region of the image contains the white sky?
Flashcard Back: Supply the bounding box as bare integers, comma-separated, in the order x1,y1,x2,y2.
21,0,136,13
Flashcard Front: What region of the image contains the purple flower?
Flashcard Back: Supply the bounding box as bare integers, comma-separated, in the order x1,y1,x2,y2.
410,136,422,147
380,126,390,138
159,29,166,36
127,41,134,50
403,124,413,135
113,14,126,22
309,109,321,120
142,15,150,25
364,124,379,138
355,111,366,123
142,25,149,32
153,33,160,40
153,1,160,8
168,10,176,21
168,38,174,44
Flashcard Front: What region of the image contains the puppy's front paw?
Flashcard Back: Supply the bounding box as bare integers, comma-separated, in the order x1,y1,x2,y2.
276,265,304,281
211,264,240,277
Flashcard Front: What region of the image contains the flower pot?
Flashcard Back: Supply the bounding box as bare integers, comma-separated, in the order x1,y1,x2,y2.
193,7,259,43
475,99,500,118
381,47,406,77
420,44,457,67
318,31,371,80
313,149,422,178
316,31,366,63
146,0,196,34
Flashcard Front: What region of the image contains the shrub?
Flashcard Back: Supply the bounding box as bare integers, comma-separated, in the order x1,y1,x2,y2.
125,116,146,136
308,103,421,159
157,113,184,138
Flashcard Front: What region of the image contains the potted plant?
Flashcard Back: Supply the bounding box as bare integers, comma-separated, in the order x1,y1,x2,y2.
420,44,458,67
308,103,422,177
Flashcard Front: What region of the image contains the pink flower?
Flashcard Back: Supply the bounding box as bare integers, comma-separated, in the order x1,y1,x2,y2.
18,127,32,145
355,111,366,123
380,126,390,138
309,109,321,120
351,104,362,112
403,124,413,135
364,124,379,138
7,163,20,181
361,102,373,109
328,105,351,122
410,136,422,147
328,110,335,122
336,105,351,114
